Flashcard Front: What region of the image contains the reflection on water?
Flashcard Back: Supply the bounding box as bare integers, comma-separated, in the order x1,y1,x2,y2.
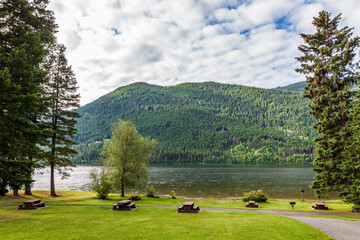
32,165,316,199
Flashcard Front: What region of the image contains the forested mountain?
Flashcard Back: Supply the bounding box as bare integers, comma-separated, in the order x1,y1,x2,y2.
73,82,316,165
276,81,306,91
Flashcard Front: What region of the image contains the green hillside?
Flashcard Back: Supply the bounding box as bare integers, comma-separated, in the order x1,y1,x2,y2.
276,81,306,91
73,82,316,165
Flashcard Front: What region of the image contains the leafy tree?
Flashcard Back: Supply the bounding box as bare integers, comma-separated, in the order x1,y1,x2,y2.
0,0,57,195
46,44,80,197
89,167,113,199
296,11,360,201
103,119,156,197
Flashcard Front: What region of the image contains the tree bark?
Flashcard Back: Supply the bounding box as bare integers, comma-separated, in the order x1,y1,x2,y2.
25,157,33,195
25,170,32,195
25,183,32,195
0,185,6,196
50,162,57,197
120,177,125,197
13,188,18,196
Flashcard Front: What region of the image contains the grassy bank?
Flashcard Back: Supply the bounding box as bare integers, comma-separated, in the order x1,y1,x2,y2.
304,214,360,221
0,205,333,240
3,190,354,239
0,190,353,212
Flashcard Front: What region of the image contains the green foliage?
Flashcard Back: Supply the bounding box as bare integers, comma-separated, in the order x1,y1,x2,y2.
171,190,176,199
228,140,313,165
89,168,113,199
146,186,156,198
74,82,317,165
242,190,268,202
296,11,360,208
342,89,360,212
45,44,80,196
71,141,104,165
0,0,57,195
103,119,156,197
276,81,307,92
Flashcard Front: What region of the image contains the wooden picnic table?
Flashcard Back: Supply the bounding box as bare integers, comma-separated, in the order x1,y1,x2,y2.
177,202,200,213
245,201,259,208
312,203,329,210
113,200,136,211
118,200,131,205
18,199,45,210
129,195,141,201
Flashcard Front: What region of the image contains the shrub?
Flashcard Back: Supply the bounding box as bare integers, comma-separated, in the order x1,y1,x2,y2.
146,186,156,197
242,190,268,202
89,168,113,199
171,191,176,199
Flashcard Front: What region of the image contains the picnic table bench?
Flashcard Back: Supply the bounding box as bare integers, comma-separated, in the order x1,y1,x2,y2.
113,200,136,211
245,201,259,208
129,195,141,201
177,202,200,213
312,203,329,210
18,199,46,210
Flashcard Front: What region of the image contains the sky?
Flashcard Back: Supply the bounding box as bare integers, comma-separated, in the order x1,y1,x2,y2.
48,0,360,106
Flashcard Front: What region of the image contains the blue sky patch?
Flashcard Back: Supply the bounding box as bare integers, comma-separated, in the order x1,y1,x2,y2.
111,28,120,35
275,16,292,30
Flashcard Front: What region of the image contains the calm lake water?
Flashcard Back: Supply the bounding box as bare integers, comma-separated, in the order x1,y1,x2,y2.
32,165,317,199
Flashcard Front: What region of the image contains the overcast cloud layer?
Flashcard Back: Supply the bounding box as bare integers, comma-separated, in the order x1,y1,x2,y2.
48,0,360,105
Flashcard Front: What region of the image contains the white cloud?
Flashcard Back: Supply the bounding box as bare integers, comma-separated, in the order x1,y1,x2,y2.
48,0,360,105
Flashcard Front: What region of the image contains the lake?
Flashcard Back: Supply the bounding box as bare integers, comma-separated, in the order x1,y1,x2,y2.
32,165,317,199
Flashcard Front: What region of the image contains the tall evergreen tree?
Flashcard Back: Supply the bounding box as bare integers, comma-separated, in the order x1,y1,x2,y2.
0,0,57,195
296,11,360,201
343,86,360,211
46,44,80,197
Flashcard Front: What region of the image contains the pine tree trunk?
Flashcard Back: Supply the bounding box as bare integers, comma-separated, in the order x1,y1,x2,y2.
25,165,32,195
51,125,57,197
50,162,57,197
0,185,6,196
120,177,125,197
25,156,33,195
25,183,32,195
13,188,19,196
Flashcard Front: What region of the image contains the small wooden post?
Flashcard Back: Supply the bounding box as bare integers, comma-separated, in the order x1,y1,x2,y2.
301,190,304,201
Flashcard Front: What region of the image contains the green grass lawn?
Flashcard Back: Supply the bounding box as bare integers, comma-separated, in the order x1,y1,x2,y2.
0,190,353,212
0,206,333,240
304,214,360,221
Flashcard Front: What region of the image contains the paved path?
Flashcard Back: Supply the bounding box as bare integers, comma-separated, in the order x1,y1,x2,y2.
2,203,360,239
287,216,360,240
201,208,360,240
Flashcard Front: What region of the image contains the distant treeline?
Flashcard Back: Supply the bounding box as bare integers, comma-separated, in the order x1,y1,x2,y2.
72,82,316,165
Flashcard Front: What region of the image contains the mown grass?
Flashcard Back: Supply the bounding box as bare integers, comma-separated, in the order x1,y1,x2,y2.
0,190,353,212
304,214,360,221
0,206,333,240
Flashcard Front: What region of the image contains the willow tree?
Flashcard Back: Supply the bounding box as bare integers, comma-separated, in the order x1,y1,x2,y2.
46,44,80,197
103,120,156,197
296,11,360,204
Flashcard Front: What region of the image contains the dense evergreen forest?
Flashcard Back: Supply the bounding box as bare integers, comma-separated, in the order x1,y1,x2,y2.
73,82,317,165
276,82,306,92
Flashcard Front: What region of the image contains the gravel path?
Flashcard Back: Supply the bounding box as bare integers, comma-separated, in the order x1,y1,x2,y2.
2,203,360,239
